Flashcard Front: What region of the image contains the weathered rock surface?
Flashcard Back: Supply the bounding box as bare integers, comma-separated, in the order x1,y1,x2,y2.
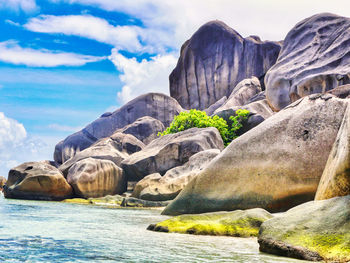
116,116,165,145
326,84,350,99
213,77,262,113
122,127,225,182
59,132,143,176
204,96,227,116
4,161,73,200
266,13,350,111
258,196,350,262
0,176,6,191
170,20,281,110
163,95,348,215
54,93,182,164
148,208,273,237
132,149,220,201
315,105,350,200
67,158,126,198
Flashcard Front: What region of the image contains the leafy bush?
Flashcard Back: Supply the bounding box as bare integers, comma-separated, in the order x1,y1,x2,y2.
159,109,250,146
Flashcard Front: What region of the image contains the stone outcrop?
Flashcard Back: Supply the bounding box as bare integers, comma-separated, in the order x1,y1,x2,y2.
122,127,225,182
326,84,350,99
266,13,350,111
315,105,350,200
59,132,142,176
148,208,273,237
213,77,262,113
162,95,348,215
258,196,350,262
67,158,126,198
116,116,165,145
132,149,220,201
54,93,182,164
3,161,73,200
169,20,281,110
204,96,227,116
0,176,6,191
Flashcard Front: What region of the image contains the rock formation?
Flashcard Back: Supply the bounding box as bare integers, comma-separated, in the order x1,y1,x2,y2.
163,95,348,215
122,127,224,182
3,161,73,201
132,149,220,201
315,104,350,200
0,176,6,191
169,20,281,110
67,158,126,198
266,13,350,111
258,196,350,262
54,93,182,164
204,96,227,116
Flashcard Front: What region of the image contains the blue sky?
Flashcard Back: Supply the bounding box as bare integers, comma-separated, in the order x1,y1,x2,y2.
0,0,349,176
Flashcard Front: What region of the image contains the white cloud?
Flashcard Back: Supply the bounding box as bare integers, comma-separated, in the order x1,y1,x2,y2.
24,15,144,52
110,49,177,103
48,123,82,132
0,40,106,67
0,0,38,13
0,112,55,178
5,19,20,27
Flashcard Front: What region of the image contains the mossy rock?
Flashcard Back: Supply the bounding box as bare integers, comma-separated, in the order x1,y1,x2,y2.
148,208,273,237
62,198,92,204
258,195,350,262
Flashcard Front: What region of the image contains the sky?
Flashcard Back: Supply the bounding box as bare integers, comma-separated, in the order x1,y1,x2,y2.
0,0,350,177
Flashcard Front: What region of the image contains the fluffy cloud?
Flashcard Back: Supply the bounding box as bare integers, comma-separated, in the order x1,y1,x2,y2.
0,0,37,13
24,15,144,52
110,49,177,103
0,112,53,178
0,40,106,67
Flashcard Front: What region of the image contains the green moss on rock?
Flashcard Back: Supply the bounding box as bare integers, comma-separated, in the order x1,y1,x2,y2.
148,208,273,237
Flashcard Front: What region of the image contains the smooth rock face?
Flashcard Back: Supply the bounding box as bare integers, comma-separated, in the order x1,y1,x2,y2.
59,132,141,176
204,96,227,116
213,77,262,113
54,93,182,164
258,196,350,262
4,161,73,201
163,95,348,215
169,20,281,110
326,84,350,99
148,208,273,237
315,105,350,200
67,158,126,198
0,176,6,191
116,116,165,145
122,127,225,182
266,13,350,111
132,149,220,201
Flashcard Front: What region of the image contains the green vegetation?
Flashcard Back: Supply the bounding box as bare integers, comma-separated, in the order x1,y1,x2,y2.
159,109,250,146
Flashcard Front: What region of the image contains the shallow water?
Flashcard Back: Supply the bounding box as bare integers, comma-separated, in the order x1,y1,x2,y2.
0,194,308,263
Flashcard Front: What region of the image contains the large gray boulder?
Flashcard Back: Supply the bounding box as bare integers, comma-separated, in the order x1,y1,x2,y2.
3,161,73,201
121,127,225,182
266,13,350,111
67,158,126,198
163,95,348,215
132,149,220,201
54,93,182,164
116,116,165,145
203,96,227,116
213,77,262,113
59,132,143,176
169,20,281,110
258,196,350,262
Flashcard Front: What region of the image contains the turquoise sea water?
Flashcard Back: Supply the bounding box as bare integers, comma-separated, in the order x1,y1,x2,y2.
0,194,307,263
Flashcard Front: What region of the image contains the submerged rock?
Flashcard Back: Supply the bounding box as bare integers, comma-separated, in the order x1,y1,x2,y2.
315,105,350,200
4,161,73,201
163,95,348,215
170,20,281,110
258,195,350,262
122,127,224,181
266,13,350,111
148,208,273,237
67,158,126,198
132,149,220,201
54,93,182,164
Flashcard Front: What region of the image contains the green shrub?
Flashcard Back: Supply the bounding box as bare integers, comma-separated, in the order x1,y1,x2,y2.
158,109,250,146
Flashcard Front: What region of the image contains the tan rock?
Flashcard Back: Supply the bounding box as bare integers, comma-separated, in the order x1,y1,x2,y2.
0,176,6,191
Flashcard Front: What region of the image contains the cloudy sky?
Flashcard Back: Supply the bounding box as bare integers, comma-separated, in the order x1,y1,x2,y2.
0,0,349,176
